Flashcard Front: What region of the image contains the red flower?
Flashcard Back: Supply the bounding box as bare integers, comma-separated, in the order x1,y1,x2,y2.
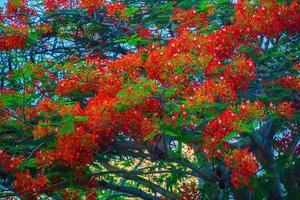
224,149,259,188
237,100,265,121
14,170,47,199
105,2,127,20
63,189,79,200
275,75,300,90
202,108,237,158
277,101,295,120
171,8,208,31
0,150,24,173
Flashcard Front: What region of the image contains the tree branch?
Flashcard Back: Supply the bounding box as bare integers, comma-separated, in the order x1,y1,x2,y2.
97,180,160,200
98,159,178,199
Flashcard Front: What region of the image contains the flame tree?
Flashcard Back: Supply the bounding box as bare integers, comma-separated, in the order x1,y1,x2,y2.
0,0,299,199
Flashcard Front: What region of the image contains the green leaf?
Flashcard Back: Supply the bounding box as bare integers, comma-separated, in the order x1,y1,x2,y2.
118,90,127,97
59,115,74,135
271,50,285,57
164,101,180,114
74,116,88,122
177,140,182,156
2,92,23,107
222,131,238,142
162,88,176,98
164,129,179,137
114,36,129,43
29,32,40,41
143,132,158,141
124,6,139,18
20,158,37,169
182,134,202,143
128,34,142,46
10,0,23,7
200,103,221,109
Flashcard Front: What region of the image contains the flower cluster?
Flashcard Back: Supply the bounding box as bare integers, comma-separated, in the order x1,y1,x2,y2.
85,94,159,143
63,189,79,200
0,0,299,197
44,0,105,12
36,127,99,168
277,101,295,120
274,75,300,90
234,0,300,38
237,100,265,121
0,34,27,51
105,2,127,20
171,8,208,31
224,55,256,91
5,0,36,22
137,25,153,39
202,108,237,158
224,149,259,188
35,23,52,35
202,101,266,158
273,128,299,153
192,79,237,105
13,170,47,200
55,62,101,96
0,25,28,51
0,150,24,172
32,120,53,139
294,63,300,71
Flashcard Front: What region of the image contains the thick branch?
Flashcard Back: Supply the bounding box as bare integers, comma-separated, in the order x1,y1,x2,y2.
98,160,178,200
103,140,219,182
248,120,284,200
97,180,159,200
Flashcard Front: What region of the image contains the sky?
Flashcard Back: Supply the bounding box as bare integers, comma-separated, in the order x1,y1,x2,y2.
0,0,7,8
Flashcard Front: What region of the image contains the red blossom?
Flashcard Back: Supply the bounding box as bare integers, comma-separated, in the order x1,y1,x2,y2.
63,189,79,200
105,2,127,20
0,0,299,197
237,100,265,121
14,170,47,200
171,8,208,31
0,150,24,173
277,101,295,120
202,108,237,158
274,75,300,90
224,149,259,188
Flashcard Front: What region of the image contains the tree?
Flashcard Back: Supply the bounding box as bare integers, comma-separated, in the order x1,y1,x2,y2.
0,0,299,199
